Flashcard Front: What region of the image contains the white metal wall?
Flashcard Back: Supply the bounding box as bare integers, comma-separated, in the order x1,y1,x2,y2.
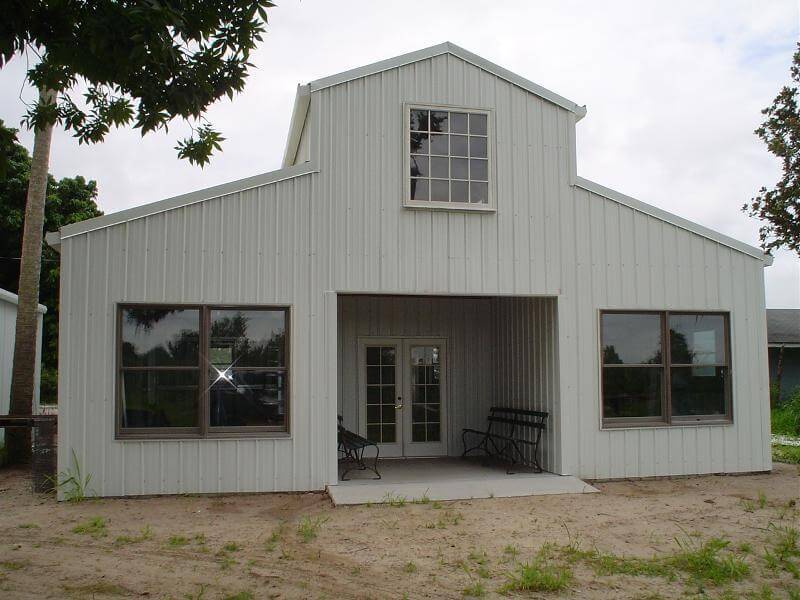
0,289,44,445
57,51,771,495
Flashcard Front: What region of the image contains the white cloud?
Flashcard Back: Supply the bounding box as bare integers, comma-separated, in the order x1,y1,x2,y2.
1,0,797,305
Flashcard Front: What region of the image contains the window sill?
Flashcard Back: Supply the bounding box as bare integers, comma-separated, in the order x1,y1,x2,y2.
115,431,292,442
601,419,733,431
403,200,496,213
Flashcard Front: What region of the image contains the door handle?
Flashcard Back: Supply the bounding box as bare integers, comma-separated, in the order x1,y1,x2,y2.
395,397,403,410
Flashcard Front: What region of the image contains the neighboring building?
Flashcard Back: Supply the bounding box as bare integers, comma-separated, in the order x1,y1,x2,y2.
46,42,773,497
767,309,800,402
0,288,46,445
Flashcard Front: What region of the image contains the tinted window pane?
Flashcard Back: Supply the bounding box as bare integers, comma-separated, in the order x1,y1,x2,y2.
430,111,449,132
451,180,468,203
470,136,487,158
601,313,663,365
469,113,487,135
430,156,449,178
470,181,488,204
410,155,429,177
209,309,286,368
121,308,200,367
122,370,198,427
669,314,726,365
450,135,468,157
410,133,429,154
410,178,429,201
470,159,488,181
410,109,428,131
671,366,727,416
450,112,468,133
431,179,449,202
429,134,448,155
451,157,468,180
602,367,663,418
209,370,286,427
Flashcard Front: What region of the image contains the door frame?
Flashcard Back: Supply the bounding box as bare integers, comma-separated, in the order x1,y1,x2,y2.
357,336,448,457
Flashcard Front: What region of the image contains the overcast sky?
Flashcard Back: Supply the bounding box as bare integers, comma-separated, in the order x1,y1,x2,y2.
1,1,798,306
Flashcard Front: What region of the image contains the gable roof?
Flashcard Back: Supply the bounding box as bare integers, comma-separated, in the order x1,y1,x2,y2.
767,309,800,346
282,41,586,166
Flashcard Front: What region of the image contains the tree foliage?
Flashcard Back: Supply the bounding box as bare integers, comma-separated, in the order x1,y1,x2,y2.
0,0,274,168
745,42,800,255
0,120,102,403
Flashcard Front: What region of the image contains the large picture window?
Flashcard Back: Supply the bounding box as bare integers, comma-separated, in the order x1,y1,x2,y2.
406,105,492,209
117,304,289,438
600,311,731,427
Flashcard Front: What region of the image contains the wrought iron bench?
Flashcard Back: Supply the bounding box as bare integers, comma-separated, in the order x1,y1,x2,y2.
462,407,548,473
337,415,380,480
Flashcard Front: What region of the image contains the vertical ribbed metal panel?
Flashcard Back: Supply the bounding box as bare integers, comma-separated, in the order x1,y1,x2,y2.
57,51,771,495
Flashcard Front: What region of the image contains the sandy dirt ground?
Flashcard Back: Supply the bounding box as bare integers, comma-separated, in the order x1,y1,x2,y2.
0,463,798,599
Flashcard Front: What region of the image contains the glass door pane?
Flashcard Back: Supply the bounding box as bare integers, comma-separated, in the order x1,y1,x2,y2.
364,345,397,444
409,345,441,443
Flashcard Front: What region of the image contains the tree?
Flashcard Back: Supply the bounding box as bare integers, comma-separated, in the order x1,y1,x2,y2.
1,1,274,463
744,42,800,255
0,120,102,406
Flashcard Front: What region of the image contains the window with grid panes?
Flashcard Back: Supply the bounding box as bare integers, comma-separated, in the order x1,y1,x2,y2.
407,106,490,207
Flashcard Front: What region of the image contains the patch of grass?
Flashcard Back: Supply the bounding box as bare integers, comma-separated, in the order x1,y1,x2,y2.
773,444,800,465
0,561,27,571
413,490,431,504
297,516,329,543
193,533,206,545
403,561,417,573
560,544,673,578
667,536,749,585
167,535,189,547
501,561,572,593
218,556,237,571
222,542,242,553
742,499,756,513
382,491,407,507
764,523,800,577
738,542,753,554
758,491,767,509
503,544,519,558
264,524,284,552
17,523,39,529
51,449,94,502
71,516,107,538
431,501,443,509
222,593,253,600
462,581,486,598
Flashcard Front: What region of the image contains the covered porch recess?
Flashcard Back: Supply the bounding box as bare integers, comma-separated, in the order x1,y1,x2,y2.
329,294,595,504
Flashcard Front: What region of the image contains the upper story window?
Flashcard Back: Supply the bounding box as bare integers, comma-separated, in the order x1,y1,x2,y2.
406,105,492,210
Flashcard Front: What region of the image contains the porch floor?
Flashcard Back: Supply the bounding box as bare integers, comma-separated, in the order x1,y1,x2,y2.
327,457,598,505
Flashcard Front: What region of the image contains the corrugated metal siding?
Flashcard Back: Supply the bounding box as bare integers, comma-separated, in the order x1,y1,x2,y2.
493,297,559,472
58,51,771,495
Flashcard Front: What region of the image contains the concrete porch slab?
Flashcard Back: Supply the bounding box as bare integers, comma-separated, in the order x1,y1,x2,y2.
327,458,598,506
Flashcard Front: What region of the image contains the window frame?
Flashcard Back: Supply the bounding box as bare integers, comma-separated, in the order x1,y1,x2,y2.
599,310,732,429
115,303,291,440
403,103,496,213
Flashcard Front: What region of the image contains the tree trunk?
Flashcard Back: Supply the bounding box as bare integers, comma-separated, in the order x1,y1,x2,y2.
7,87,56,465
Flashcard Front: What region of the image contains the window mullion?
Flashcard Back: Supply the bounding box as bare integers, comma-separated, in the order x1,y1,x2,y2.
664,311,671,425
200,305,209,437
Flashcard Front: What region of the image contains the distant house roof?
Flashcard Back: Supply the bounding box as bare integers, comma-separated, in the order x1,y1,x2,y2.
767,309,800,346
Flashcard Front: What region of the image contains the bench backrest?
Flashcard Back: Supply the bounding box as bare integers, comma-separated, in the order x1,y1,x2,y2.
487,406,548,431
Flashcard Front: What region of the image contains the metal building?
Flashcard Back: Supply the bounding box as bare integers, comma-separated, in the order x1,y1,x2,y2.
46,43,772,497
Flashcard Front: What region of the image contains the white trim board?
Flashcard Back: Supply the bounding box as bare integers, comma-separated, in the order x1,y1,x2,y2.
306,42,586,119
574,176,771,265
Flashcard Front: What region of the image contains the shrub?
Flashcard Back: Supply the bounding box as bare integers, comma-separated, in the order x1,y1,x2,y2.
772,388,800,436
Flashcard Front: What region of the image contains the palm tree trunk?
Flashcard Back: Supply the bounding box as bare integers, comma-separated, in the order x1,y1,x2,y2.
7,87,56,465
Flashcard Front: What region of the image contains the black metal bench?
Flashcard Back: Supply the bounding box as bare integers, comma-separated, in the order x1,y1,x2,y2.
337,415,380,480
462,407,548,473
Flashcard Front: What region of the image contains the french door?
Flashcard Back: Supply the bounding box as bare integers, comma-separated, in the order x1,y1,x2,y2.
357,337,447,457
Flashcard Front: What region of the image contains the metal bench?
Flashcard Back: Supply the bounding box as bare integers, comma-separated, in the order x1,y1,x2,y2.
337,415,380,480
462,407,548,473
